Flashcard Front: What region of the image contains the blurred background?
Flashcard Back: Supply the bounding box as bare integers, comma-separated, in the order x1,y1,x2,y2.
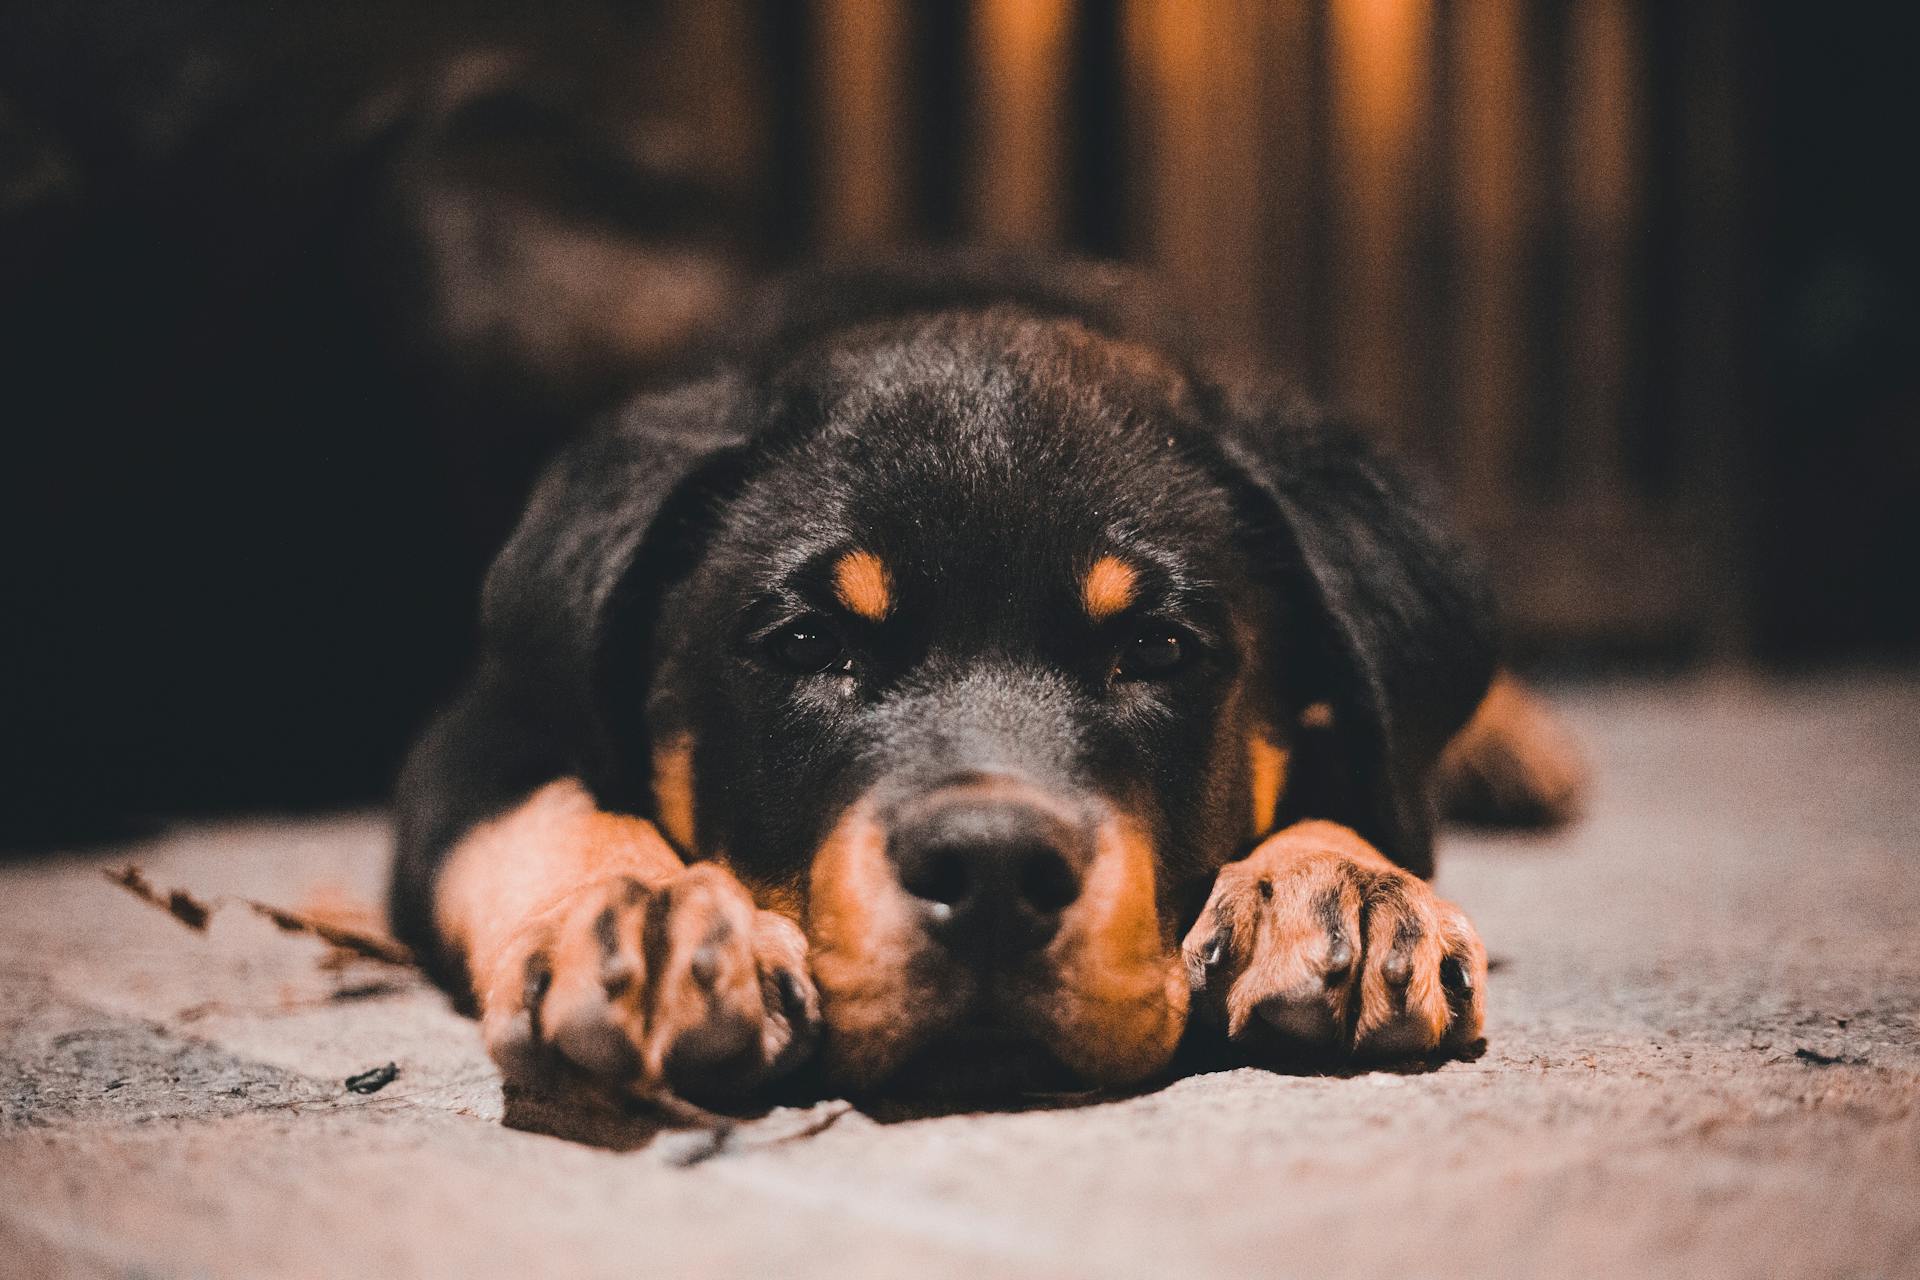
3,0,1914,842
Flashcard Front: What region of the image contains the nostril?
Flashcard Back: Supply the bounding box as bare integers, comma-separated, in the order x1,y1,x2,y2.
902,847,973,907
1017,848,1080,915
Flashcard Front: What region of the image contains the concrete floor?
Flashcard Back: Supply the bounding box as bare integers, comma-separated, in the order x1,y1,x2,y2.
3,674,1917,1278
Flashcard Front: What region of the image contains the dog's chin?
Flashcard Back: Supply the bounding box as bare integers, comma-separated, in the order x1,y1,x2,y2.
875,1025,1084,1107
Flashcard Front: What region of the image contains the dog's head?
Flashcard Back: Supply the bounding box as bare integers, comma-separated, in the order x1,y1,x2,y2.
488,269,1495,1097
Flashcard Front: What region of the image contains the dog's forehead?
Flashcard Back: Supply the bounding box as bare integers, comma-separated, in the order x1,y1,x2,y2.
771,384,1230,607
713,314,1246,622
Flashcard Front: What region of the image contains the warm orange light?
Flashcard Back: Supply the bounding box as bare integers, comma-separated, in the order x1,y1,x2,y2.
970,0,1072,242
1330,0,1431,159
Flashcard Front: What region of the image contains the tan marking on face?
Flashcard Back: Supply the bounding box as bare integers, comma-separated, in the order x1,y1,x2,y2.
434,778,684,1003
650,735,697,853
1030,812,1189,1085
805,801,952,1086
1247,732,1290,837
1082,554,1138,620
1299,701,1335,730
834,550,893,621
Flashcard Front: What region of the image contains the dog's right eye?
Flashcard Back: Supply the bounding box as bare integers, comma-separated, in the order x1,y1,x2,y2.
767,621,851,675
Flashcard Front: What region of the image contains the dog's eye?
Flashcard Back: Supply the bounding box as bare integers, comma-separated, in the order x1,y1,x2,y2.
1116,624,1188,680
768,622,852,675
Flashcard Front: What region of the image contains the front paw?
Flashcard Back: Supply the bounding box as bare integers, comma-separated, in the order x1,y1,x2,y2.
478,864,819,1104
1182,821,1485,1062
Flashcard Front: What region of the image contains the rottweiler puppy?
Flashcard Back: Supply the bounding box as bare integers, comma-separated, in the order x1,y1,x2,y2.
391,253,1571,1105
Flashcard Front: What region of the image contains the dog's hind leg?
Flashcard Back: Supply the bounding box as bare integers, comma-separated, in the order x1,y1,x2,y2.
1433,672,1588,829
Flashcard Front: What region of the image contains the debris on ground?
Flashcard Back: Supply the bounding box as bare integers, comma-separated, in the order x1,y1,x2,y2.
105,865,413,967
345,1063,399,1094
107,866,212,930
242,900,412,966
1793,1047,1867,1067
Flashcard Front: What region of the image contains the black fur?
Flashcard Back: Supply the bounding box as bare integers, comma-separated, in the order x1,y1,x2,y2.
390,252,1497,986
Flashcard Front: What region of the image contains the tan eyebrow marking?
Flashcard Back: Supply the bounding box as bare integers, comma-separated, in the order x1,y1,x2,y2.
834,550,893,621
1247,731,1290,836
1082,555,1138,620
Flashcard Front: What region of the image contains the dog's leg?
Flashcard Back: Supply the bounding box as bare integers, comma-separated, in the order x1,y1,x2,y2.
1181,820,1486,1061
436,779,819,1102
1434,671,1587,828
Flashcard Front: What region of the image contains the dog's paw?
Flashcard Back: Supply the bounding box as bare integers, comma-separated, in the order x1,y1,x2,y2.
478,864,819,1104
1182,821,1485,1062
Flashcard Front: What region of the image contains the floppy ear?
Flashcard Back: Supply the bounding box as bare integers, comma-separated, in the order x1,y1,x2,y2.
477,373,753,798
1211,395,1498,876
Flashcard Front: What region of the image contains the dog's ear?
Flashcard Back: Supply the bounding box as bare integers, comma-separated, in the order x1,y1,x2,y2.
1210,392,1498,876
478,374,752,796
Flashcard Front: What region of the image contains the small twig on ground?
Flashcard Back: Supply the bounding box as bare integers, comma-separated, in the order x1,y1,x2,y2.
1794,1046,1866,1067
669,1100,857,1167
104,864,414,968
767,1101,854,1147
642,1088,740,1166
106,865,211,930
240,899,412,966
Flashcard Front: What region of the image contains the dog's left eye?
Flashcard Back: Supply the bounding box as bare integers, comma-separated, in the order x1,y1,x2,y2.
768,622,853,675
1116,624,1189,680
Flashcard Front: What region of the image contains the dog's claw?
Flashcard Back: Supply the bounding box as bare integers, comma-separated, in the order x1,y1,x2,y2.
690,943,722,989
1380,945,1413,987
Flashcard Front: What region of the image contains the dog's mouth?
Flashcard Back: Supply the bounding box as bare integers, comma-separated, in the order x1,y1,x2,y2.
876,1021,1082,1104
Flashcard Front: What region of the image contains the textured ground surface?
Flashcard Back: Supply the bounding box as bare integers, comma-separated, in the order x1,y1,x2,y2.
3,674,1917,1278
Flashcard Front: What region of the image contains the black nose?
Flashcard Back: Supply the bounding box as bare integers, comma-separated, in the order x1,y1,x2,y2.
888,791,1086,954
